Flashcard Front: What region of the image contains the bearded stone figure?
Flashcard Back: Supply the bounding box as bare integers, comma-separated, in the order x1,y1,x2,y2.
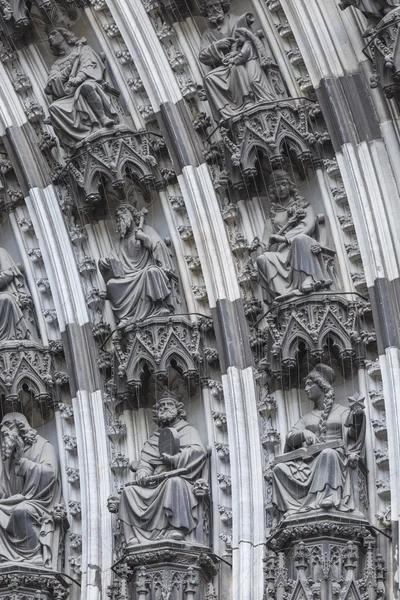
199,0,276,122
45,26,119,150
117,394,207,544
99,203,177,328
253,169,334,304
272,365,366,516
0,413,64,567
0,247,33,342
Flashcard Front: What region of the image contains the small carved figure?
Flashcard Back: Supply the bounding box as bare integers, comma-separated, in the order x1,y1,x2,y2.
338,0,399,36
0,247,33,341
199,0,275,122
0,413,64,566
253,169,333,304
272,365,366,516
99,203,177,328
45,26,119,150
117,393,207,544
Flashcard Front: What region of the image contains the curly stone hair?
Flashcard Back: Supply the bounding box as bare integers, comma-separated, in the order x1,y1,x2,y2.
49,26,79,46
199,0,230,17
1,412,37,446
152,391,186,424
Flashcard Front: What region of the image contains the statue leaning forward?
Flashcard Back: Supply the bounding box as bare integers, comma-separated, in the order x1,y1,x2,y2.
0,413,65,567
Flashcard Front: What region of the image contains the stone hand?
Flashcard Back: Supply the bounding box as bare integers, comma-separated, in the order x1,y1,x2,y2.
135,229,146,242
269,234,287,244
216,38,234,51
161,452,177,467
302,430,317,446
98,257,111,271
348,452,359,468
135,470,148,486
68,77,82,88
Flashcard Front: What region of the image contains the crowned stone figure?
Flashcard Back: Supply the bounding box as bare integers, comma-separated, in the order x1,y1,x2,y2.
0,413,64,567
99,203,177,328
199,0,276,122
272,364,366,516
253,169,334,304
117,393,207,544
45,26,119,150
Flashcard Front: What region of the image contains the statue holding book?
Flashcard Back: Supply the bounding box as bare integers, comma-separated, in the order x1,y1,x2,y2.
99,203,177,328
272,364,366,516
117,393,207,544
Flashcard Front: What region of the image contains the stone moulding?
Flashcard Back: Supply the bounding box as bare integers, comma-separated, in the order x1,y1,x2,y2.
0,567,70,599
54,126,162,213
257,293,372,378
112,315,204,395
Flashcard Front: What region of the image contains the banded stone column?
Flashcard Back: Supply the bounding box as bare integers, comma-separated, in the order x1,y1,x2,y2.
280,0,400,594
104,1,265,597
0,80,113,599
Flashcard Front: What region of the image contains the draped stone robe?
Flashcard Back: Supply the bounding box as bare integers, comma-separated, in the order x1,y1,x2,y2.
118,419,206,543
199,13,275,121
0,248,31,342
46,40,118,149
255,199,331,303
105,224,176,325
272,404,366,514
0,434,62,567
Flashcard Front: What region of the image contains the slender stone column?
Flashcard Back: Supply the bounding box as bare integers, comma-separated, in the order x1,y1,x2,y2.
103,1,265,597
0,76,113,595
280,0,400,594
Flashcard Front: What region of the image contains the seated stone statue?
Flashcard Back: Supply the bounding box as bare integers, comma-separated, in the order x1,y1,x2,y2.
99,203,177,328
199,0,275,122
0,412,64,567
0,247,33,342
272,364,366,516
45,26,119,150
338,0,398,36
253,169,333,304
117,393,207,544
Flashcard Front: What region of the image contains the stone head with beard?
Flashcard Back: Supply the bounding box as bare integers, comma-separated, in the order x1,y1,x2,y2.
200,0,230,24
116,204,141,238
153,393,186,428
0,412,36,462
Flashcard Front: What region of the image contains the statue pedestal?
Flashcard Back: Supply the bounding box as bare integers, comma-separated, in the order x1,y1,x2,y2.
266,514,386,600
112,541,218,600
0,565,70,599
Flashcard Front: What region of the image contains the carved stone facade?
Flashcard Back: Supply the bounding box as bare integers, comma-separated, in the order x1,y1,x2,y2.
0,0,397,599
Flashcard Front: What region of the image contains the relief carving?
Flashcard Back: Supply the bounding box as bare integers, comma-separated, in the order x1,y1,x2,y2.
272,364,366,516
252,170,335,305
0,412,67,568
45,26,119,151
117,393,208,545
99,202,178,329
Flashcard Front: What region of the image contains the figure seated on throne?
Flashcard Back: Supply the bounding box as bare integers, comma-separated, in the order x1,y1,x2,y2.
0,412,66,567
252,169,335,304
45,26,119,151
199,0,276,122
272,364,366,517
99,203,178,329
114,393,208,545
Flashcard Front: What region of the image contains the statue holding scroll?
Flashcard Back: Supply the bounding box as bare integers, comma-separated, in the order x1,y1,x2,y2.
117,394,207,544
0,413,65,567
253,169,334,304
99,203,177,328
272,364,366,516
